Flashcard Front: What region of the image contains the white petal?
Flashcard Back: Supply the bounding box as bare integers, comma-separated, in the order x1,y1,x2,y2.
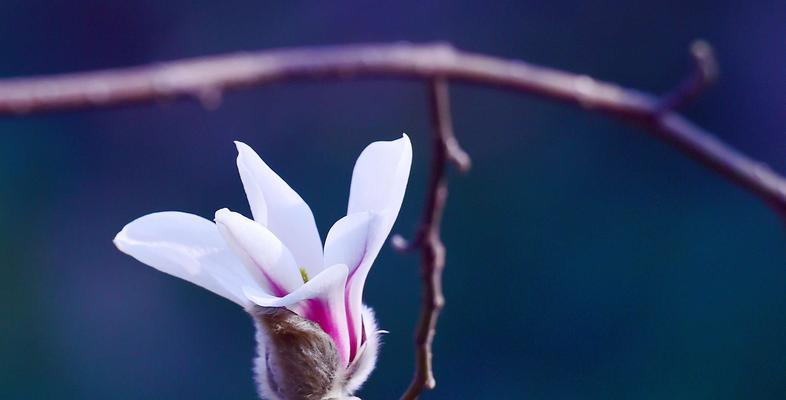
347,134,412,218
214,208,304,296
235,141,324,276
323,211,378,273
337,134,413,356
236,149,268,226
244,264,351,364
323,212,384,358
113,212,259,306
322,210,389,353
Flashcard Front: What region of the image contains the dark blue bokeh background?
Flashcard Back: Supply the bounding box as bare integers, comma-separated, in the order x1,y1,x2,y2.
1,1,785,399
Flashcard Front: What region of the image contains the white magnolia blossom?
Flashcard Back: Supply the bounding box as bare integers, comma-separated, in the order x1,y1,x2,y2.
114,135,412,400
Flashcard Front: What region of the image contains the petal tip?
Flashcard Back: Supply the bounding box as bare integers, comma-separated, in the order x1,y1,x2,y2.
243,285,276,306
213,207,233,222
389,133,412,157
234,141,260,159
400,133,412,151
112,228,128,251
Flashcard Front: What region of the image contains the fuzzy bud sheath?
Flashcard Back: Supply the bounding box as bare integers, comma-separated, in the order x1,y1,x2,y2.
251,306,380,400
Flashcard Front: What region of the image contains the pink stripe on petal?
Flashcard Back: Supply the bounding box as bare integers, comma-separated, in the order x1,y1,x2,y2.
304,299,348,363
345,289,359,361
244,264,351,364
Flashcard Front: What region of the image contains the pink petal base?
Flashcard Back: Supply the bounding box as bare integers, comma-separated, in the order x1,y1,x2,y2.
303,299,349,365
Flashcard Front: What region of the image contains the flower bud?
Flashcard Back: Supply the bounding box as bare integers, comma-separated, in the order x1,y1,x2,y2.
252,307,367,400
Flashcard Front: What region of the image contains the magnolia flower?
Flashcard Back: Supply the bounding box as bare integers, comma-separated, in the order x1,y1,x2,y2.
113,135,412,400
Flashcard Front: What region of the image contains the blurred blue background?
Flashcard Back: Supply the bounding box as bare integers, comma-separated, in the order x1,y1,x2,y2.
1,1,785,399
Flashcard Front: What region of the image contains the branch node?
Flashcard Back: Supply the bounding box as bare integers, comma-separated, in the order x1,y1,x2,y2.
690,40,719,85
430,78,472,174
391,233,422,253
196,87,223,110
658,39,719,112
445,136,472,173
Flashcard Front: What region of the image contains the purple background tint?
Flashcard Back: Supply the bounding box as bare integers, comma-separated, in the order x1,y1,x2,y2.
1,1,785,399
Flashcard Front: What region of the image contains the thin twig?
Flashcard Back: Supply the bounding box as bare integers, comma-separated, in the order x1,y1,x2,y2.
397,79,468,400
0,43,784,219
658,40,719,112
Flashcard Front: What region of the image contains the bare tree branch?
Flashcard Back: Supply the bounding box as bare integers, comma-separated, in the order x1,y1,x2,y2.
0,43,783,218
393,79,469,400
0,42,656,116
1,41,784,399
